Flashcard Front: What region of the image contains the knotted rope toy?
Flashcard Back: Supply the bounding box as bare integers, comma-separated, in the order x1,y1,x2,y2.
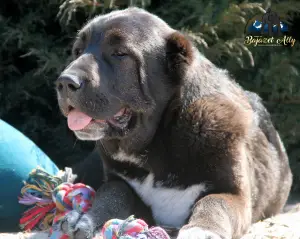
18,167,95,238
18,167,171,239
100,215,170,239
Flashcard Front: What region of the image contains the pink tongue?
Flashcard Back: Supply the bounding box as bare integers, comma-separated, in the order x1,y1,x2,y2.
67,109,92,131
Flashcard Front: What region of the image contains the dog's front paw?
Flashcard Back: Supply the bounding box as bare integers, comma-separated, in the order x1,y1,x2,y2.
177,227,222,239
60,210,95,239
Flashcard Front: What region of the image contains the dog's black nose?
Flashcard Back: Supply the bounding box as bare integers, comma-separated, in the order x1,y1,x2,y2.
56,74,82,92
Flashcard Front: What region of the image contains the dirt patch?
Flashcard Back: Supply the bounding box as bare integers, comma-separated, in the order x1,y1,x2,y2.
242,204,300,239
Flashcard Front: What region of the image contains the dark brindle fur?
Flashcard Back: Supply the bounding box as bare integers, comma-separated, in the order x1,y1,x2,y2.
56,7,292,239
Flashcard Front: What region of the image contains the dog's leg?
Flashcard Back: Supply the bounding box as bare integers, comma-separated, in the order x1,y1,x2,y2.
177,193,251,239
61,180,153,239
72,149,104,190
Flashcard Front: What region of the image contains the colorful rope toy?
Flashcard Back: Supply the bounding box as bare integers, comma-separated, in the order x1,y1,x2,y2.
18,167,170,239
100,216,170,239
18,167,96,238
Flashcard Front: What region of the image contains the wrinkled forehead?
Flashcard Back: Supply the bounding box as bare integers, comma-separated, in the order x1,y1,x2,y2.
78,8,174,47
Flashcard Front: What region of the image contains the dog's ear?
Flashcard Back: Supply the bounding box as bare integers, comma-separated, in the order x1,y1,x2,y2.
166,31,194,83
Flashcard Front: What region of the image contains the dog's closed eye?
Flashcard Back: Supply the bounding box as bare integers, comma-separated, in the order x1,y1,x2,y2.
74,48,83,58
112,52,128,59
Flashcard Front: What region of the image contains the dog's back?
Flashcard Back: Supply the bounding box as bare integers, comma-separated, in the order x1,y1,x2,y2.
245,91,292,222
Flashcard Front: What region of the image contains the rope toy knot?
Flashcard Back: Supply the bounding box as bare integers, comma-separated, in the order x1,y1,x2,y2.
18,167,95,233
52,182,96,213
101,216,170,239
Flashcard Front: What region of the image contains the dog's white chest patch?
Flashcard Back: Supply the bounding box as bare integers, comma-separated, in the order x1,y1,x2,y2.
112,150,143,165
125,174,207,228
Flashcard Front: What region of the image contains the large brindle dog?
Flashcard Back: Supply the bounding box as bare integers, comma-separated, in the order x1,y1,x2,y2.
55,7,292,239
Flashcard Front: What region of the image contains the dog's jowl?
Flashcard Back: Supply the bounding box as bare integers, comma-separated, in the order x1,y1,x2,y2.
56,7,293,239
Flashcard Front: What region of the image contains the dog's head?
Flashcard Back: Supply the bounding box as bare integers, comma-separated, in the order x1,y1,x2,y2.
56,7,194,142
